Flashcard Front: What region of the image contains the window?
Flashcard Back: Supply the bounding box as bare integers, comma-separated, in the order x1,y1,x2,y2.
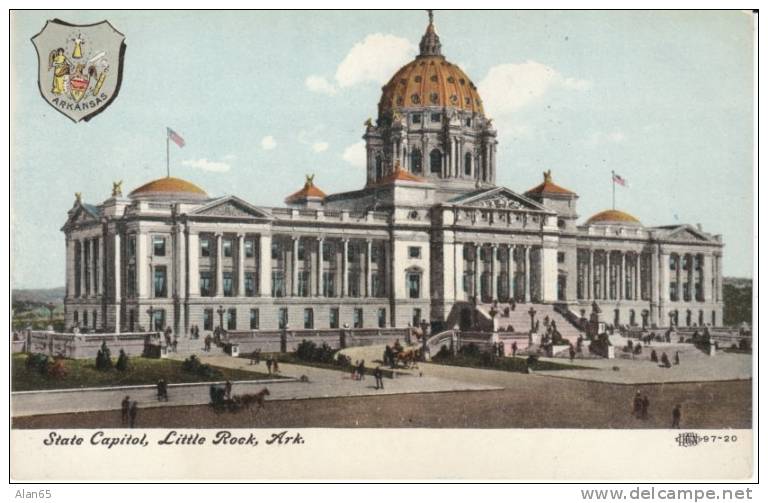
464,152,472,176
465,118,472,127
271,242,280,260
558,219,566,228
152,309,165,331
298,271,310,297
126,265,136,297
329,308,339,329
377,308,387,328
304,308,314,329
200,238,211,257
298,241,306,261
430,112,441,122
223,272,234,297
154,266,167,297
204,309,213,331
250,309,260,330
322,271,335,297
407,272,421,299
372,275,383,297
227,308,237,330
353,308,363,328
278,308,288,329
127,236,136,258
153,236,166,256
430,149,442,174
244,239,255,258
223,238,233,258
272,271,285,298
669,255,677,271
412,113,422,124
92,310,98,329
411,149,422,175
244,272,256,297
408,246,421,259
557,252,566,264
348,272,360,297
375,156,383,179
412,308,422,327
322,243,333,261
73,310,79,325
199,271,212,297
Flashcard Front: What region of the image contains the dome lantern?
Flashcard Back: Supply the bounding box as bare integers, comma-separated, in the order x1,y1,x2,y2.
418,10,442,58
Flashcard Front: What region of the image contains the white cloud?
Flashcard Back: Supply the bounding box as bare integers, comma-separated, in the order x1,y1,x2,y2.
478,61,591,116
222,154,237,161
586,130,627,146
342,141,366,168
181,158,231,173
260,135,277,150
305,75,337,95
307,33,416,95
312,141,329,153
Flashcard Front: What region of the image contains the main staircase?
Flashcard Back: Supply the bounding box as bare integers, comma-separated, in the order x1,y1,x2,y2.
475,302,585,344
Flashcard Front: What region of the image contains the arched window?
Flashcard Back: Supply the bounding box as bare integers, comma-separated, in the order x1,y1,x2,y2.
430,149,442,175
375,155,383,179
411,149,422,175
464,152,472,176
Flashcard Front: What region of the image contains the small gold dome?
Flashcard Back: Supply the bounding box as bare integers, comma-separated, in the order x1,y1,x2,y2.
586,209,642,226
129,177,208,201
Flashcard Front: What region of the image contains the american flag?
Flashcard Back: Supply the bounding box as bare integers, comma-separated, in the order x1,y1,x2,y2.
612,172,627,187
167,127,185,148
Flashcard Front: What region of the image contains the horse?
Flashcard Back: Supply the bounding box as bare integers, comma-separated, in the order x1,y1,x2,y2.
234,387,271,412
395,347,421,369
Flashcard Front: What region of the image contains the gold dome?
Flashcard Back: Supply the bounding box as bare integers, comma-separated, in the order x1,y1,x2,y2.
129,177,208,201
378,14,484,117
586,209,642,226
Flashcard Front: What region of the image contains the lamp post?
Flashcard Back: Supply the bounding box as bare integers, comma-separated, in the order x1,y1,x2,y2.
528,306,536,332
45,302,56,325
146,305,155,332
217,305,225,331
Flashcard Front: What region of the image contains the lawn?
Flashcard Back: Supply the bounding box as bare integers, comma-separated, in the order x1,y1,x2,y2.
431,351,592,373
12,353,275,392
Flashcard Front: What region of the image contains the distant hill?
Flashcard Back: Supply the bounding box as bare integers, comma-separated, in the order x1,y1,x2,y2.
724,277,752,289
12,287,66,305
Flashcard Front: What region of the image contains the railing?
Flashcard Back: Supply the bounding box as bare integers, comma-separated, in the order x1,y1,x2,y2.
553,303,588,332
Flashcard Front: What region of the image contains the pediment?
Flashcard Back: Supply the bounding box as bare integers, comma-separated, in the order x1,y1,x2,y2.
449,187,547,211
189,196,272,220
665,226,711,242
61,203,99,231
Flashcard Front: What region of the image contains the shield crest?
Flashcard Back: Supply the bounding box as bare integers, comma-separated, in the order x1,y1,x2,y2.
31,19,126,123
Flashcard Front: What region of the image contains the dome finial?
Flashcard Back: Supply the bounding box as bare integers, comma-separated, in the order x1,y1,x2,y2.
419,10,442,57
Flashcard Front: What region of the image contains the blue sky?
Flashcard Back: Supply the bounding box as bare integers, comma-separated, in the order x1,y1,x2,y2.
11,10,754,288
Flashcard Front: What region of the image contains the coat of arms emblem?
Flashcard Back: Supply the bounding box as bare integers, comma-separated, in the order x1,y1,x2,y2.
31,19,126,122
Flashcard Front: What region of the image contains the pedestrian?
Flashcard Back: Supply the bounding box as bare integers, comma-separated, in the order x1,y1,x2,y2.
511,298,516,311
641,395,650,420
272,358,280,374
650,349,658,363
129,401,138,428
172,336,178,353
121,395,130,424
266,357,273,375
157,379,168,401
569,345,576,362
357,360,365,380
384,345,392,368
672,404,682,428
374,366,384,390
674,351,680,365
660,352,671,368
512,341,518,358
224,379,232,399
632,391,643,419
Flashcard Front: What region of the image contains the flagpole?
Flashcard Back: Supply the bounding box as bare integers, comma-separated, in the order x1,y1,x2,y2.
611,170,615,210
166,128,170,178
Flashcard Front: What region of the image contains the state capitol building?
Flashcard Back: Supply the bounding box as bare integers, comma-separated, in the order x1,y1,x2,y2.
62,15,724,336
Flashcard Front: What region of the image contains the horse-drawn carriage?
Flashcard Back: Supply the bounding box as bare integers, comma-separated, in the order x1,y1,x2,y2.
209,384,270,414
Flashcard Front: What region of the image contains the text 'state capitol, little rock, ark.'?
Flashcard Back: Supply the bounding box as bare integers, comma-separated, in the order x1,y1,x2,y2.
61,16,724,340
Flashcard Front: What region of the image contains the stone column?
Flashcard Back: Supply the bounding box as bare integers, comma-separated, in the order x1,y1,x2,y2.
97,237,104,296
587,249,594,300
316,237,324,296
290,237,299,297
715,254,723,303
474,243,481,298
113,233,122,333
524,245,531,303
187,232,199,297
65,237,75,298
215,233,223,297
136,234,149,299
619,252,625,300
491,244,499,301
365,239,373,297
687,254,694,301
79,238,87,297
635,253,640,300
258,234,272,296
507,245,515,301
341,239,349,297
702,254,713,302
237,234,245,297
675,254,681,302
